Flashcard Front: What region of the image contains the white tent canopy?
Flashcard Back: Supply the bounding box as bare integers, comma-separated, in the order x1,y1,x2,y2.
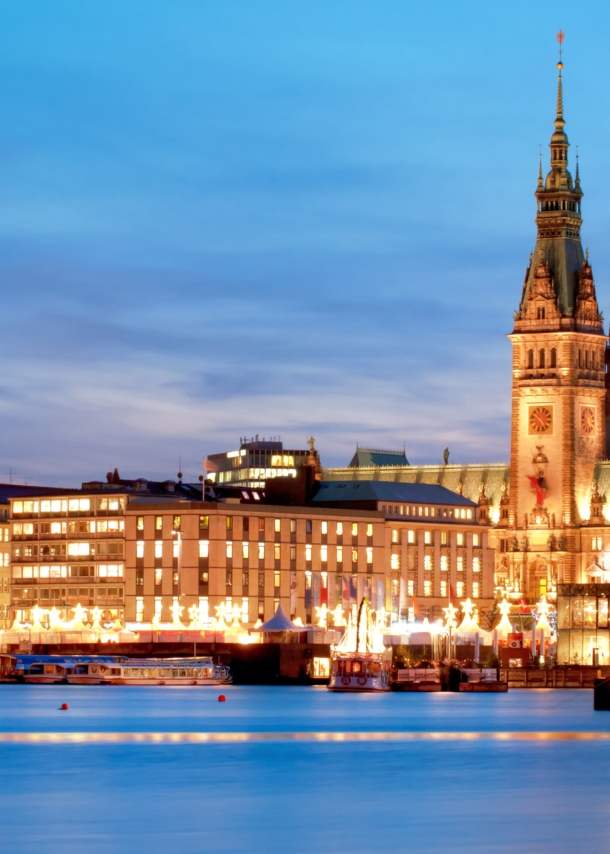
251,603,303,632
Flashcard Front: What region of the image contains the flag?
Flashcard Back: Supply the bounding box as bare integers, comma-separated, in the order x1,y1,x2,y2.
449,583,459,606
412,594,420,616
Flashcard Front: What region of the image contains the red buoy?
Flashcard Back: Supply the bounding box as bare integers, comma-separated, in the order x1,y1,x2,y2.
218,694,226,703
60,703,69,711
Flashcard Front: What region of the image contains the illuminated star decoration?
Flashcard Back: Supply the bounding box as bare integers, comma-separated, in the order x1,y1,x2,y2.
443,603,458,629
170,601,184,627
315,604,329,630
330,605,347,627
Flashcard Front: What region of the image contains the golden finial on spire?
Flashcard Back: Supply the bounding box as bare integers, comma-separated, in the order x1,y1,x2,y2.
557,29,564,67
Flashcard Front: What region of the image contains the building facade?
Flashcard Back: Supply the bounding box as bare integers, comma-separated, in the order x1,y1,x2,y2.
313,481,495,622
125,502,387,626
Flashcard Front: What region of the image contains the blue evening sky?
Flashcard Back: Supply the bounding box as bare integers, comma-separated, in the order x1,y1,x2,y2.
1,1,609,486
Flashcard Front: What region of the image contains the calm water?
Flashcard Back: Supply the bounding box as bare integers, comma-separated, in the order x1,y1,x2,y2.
0,686,608,853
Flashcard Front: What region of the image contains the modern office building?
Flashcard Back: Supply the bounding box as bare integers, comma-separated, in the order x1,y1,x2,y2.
206,436,321,488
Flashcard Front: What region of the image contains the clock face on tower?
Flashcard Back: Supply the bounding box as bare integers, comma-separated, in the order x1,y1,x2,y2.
581,406,595,434
528,405,553,434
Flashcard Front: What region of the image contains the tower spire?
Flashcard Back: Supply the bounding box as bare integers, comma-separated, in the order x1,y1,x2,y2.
555,30,564,132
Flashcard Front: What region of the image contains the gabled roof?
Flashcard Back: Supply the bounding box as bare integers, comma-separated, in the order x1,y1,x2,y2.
312,480,476,507
348,447,409,468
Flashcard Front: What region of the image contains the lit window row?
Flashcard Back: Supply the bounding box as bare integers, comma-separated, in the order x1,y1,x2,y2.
395,530,481,546
12,564,124,579
382,504,473,520
13,498,124,515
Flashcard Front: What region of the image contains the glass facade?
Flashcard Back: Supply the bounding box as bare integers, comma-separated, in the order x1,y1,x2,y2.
557,584,610,665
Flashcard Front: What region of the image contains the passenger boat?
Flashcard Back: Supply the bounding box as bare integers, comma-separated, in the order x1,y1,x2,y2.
328,598,391,693
8,655,125,684
67,657,232,686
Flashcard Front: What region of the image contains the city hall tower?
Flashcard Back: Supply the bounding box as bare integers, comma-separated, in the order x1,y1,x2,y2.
507,41,607,592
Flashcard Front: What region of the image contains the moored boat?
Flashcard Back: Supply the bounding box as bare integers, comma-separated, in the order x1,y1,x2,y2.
67,657,232,686
392,667,442,692
328,598,391,693
328,651,391,692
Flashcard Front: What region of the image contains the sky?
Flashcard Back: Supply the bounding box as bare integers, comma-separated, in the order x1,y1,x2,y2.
1,1,610,486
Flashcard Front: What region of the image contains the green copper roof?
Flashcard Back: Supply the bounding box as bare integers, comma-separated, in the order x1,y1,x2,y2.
348,447,409,468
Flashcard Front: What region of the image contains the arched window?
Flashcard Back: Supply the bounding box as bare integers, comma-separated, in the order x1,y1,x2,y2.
550,348,557,368
527,349,534,369
539,349,546,368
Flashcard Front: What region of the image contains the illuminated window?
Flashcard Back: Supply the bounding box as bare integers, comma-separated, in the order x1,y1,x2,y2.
172,541,179,559
351,523,358,537
440,555,448,572
154,597,162,620
242,542,248,559
136,542,144,559
440,579,447,597
352,548,358,564
424,554,432,571
441,531,447,545
321,521,328,535
258,543,265,560
473,533,480,547
472,581,480,598
392,530,399,544
592,537,602,551
407,530,415,544
305,544,312,562
274,544,281,561
457,533,464,546
366,524,373,538
136,597,144,623
136,516,144,531
226,542,233,559
456,581,464,597
290,519,296,534
321,545,328,562
457,556,464,572
155,568,162,586
274,571,281,590
336,546,343,563
199,515,209,530
418,506,423,517
155,516,163,533
290,546,296,561
154,542,162,559
336,522,343,536
466,510,472,520
473,557,480,573
407,579,414,595
390,553,399,570
274,519,281,533
424,531,432,545
366,547,373,564
226,516,233,531
423,579,432,596
199,541,209,559
241,598,248,622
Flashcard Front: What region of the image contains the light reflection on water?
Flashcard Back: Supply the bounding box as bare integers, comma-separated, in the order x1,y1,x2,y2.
0,686,609,854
